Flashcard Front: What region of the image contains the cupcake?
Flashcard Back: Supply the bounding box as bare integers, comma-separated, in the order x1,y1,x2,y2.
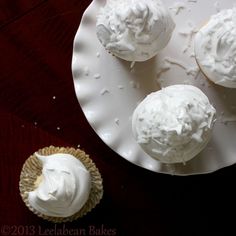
132,85,216,164
96,0,175,62
194,8,236,88
19,146,103,223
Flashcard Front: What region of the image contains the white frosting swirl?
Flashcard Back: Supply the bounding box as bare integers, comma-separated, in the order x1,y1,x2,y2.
96,0,175,62
28,153,91,217
195,8,236,88
132,85,216,163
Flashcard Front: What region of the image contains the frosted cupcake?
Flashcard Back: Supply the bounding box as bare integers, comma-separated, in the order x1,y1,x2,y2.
132,85,216,164
194,8,236,88
19,146,103,223
96,0,175,62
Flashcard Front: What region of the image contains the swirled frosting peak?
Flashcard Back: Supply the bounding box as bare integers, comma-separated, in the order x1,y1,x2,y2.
132,85,216,164
28,153,91,217
96,0,175,62
195,8,236,88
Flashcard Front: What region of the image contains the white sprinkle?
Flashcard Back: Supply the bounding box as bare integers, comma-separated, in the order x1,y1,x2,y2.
52,96,56,100
169,2,186,15
84,66,90,76
96,52,100,58
21,124,25,128
77,144,81,148
94,73,101,79
118,85,124,89
114,118,120,125
34,122,38,126
57,127,61,130
100,88,110,95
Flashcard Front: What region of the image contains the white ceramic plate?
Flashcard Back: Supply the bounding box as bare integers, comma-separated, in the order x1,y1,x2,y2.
72,0,236,175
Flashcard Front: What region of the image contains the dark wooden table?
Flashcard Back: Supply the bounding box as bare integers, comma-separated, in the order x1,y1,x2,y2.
0,1,236,235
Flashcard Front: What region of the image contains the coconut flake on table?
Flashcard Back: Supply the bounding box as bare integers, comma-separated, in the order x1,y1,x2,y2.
94,73,101,79
100,88,110,95
114,118,120,125
156,62,171,78
169,2,186,15
118,85,124,89
178,21,198,54
186,66,200,77
164,57,199,77
130,61,136,69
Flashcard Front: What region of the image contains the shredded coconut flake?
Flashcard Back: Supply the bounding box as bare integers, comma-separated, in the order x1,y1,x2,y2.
169,2,186,15
114,118,120,125
118,85,124,89
94,74,101,79
100,88,110,95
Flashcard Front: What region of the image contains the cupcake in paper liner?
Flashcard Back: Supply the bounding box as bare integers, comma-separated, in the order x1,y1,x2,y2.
19,146,103,223
194,8,236,88
96,0,175,62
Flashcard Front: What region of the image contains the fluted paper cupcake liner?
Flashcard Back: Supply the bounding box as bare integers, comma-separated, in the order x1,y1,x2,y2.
19,146,103,223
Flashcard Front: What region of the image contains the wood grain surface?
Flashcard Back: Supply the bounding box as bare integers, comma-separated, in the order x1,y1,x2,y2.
0,1,235,235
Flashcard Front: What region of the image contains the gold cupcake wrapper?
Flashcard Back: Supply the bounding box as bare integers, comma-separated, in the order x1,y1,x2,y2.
19,146,103,223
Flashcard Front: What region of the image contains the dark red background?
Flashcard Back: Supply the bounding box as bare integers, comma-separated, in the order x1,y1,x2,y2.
0,1,235,235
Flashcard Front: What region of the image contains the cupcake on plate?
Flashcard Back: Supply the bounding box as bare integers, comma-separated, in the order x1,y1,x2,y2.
132,85,216,164
96,0,175,62
194,8,236,88
19,146,103,223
